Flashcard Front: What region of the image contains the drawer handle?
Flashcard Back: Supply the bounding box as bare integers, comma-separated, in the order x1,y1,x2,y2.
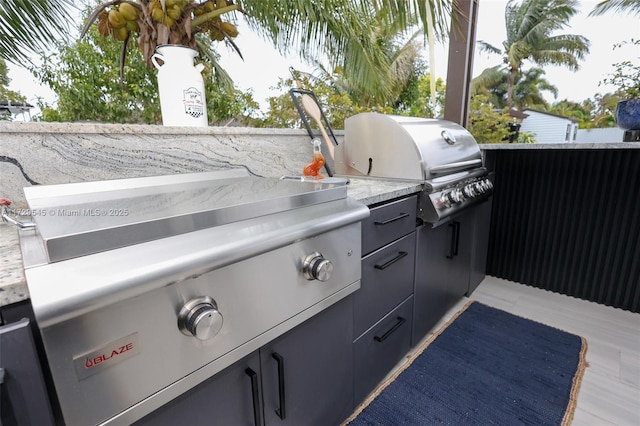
446,221,460,259
374,251,408,270
272,352,287,420
374,316,407,343
245,368,262,426
374,212,409,226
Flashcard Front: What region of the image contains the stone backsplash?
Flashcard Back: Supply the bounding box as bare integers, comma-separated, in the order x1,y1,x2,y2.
1,122,341,208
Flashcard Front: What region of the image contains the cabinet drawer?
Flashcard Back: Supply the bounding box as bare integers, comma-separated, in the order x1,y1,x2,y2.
353,296,413,405
362,195,417,255
354,232,415,338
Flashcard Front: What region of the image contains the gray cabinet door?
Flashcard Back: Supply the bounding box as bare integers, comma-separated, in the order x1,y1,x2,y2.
413,210,479,345
0,318,54,426
468,200,492,295
134,351,263,426
413,221,452,345
261,296,354,426
448,213,473,300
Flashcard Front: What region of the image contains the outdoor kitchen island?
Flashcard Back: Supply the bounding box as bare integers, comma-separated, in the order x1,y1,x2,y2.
0,174,432,426
4,119,638,424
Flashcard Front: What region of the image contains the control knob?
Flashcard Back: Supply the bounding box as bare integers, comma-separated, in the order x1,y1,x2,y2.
447,188,464,204
463,184,476,198
484,179,494,191
303,252,333,281
436,194,451,209
178,296,223,341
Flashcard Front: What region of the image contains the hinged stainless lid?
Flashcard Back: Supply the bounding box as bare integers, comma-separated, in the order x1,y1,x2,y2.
22,169,347,263
335,113,482,181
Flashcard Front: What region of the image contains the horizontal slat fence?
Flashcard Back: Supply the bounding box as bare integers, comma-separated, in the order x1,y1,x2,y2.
485,149,640,313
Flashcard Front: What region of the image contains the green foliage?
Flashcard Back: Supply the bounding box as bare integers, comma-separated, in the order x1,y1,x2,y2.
0,57,28,121
256,76,365,130
589,0,640,16
242,0,452,103
206,88,261,126
393,71,446,118
467,94,518,144
256,65,446,130
518,132,535,144
0,58,26,103
31,25,259,124
544,97,620,128
478,0,589,108
0,0,75,64
472,66,557,110
33,26,161,123
600,39,640,99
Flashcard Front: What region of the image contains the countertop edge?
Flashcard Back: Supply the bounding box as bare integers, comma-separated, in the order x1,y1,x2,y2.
0,179,422,308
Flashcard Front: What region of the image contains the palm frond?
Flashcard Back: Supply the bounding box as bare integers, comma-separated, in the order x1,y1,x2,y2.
589,0,640,16
476,41,501,55
195,38,234,94
0,0,77,63
241,0,451,102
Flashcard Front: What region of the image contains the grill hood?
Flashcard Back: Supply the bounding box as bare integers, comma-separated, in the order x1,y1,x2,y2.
335,113,492,224
335,113,483,182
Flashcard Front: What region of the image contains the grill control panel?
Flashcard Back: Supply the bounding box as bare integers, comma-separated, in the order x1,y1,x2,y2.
435,177,493,210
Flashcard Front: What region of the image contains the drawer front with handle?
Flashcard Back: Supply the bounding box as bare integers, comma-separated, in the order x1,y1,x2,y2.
353,296,413,405
354,232,416,338
362,195,417,256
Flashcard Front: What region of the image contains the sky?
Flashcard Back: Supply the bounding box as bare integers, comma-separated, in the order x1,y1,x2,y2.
6,0,640,118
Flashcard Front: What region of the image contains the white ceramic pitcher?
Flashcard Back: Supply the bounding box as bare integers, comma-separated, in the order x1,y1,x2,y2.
152,45,208,127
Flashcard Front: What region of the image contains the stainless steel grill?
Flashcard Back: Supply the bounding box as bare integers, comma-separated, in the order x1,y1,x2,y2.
335,113,493,223
18,169,368,425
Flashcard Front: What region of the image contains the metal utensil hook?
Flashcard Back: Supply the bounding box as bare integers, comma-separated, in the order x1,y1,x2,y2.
0,198,36,230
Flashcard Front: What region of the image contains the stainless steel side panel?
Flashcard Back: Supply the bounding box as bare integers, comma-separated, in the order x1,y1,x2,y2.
28,216,365,426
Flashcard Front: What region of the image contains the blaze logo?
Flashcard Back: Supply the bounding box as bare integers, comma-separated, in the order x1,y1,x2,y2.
74,333,140,380
83,342,135,369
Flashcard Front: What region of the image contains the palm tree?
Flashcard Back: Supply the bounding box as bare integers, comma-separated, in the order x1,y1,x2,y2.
472,66,558,110
512,67,558,109
477,0,589,108
231,0,453,103
0,0,76,63
6,0,453,105
589,0,640,16
75,0,451,104
322,25,427,107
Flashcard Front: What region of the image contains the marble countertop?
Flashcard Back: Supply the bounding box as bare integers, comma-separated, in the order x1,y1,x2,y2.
0,224,28,306
0,178,421,307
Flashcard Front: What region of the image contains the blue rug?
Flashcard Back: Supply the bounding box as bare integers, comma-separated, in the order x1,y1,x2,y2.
345,301,587,426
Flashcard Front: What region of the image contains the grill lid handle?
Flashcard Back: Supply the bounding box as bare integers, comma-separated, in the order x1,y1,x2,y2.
429,159,482,175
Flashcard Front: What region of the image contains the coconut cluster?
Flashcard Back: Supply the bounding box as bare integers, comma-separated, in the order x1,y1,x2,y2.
86,0,242,70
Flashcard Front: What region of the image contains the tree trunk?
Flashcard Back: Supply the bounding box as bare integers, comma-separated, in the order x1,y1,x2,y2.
506,67,517,108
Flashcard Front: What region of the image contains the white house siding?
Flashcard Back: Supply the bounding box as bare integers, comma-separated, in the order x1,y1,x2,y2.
519,110,578,143
575,128,625,143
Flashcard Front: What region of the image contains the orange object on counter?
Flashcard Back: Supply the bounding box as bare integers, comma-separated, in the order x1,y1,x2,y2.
302,139,325,179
